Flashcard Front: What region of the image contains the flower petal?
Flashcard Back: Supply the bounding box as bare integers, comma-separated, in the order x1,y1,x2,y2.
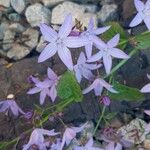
110,48,130,59
134,0,144,12
84,63,102,70
58,14,73,38
58,46,73,71
49,85,57,102
93,26,111,35
129,13,143,27
81,68,95,81
94,82,103,96
38,43,57,63
36,79,51,88
77,52,86,64
141,83,150,93
103,53,112,74
145,0,150,10
144,16,150,30
65,36,88,48
0,101,9,112
40,90,47,105
87,51,103,62
47,67,58,80
39,24,57,42
107,34,120,48
88,18,94,30
144,110,150,116
27,87,41,94
74,66,82,83
85,43,93,59
85,138,93,147
92,36,106,48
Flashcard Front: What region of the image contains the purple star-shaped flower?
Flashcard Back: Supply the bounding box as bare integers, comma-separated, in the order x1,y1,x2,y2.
140,74,150,93
88,34,130,74
38,14,88,70
81,18,110,58
23,128,59,150
27,68,59,104
0,100,25,116
130,0,150,30
74,52,101,83
82,78,117,96
74,138,102,150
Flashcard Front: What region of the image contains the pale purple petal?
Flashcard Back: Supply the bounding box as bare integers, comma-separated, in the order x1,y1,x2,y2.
105,142,115,150
36,79,51,88
81,68,95,81
40,90,47,105
57,46,73,71
38,43,57,63
30,76,40,84
85,138,93,147
93,26,111,35
39,129,59,136
129,13,143,27
58,14,73,38
85,43,93,59
84,63,102,70
0,101,9,112
110,48,130,59
94,82,103,96
82,79,99,94
145,0,150,9
74,66,82,83
77,52,86,64
71,123,87,133
92,36,106,48
27,87,41,94
88,18,94,30
144,110,150,116
134,0,144,12
74,146,83,150
49,85,57,102
10,101,19,116
147,74,150,80
144,17,150,30
87,51,103,62
47,67,58,80
115,143,122,150
39,24,57,42
107,34,120,48
141,83,150,93
65,37,88,48
103,54,112,74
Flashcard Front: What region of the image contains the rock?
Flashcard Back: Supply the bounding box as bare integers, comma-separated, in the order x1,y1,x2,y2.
84,4,98,13
42,0,64,7
25,3,51,27
100,0,115,5
9,23,26,33
36,36,46,53
97,4,118,23
10,0,26,14
8,13,21,22
0,0,10,7
144,139,150,149
51,1,97,27
0,22,10,40
3,30,15,51
117,118,147,144
22,28,39,49
7,43,31,60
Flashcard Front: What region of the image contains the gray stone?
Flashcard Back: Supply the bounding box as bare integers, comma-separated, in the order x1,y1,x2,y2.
3,30,15,51
0,22,10,40
8,13,21,22
84,4,98,13
25,3,51,27
51,1,97,27
97,4,118,23
42,0,64,7
100,0,115,5
36,36,46,53
0,0,10,7
10,0,26,14
9,23,26,33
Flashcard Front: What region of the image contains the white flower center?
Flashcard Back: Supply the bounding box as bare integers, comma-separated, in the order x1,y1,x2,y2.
143,8,150,17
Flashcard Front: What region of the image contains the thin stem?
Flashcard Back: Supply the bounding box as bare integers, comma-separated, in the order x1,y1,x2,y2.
93,106,106,136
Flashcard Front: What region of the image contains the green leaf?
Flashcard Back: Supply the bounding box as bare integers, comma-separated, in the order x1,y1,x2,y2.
108,82,144,101
34,104,43,114
57,71,83,102
101,22,128,49
134,31,150,49
104,112,117,120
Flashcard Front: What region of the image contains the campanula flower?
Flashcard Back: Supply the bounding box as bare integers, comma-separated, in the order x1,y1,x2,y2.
82,78,117,96
74,138,102,150
88,34,130,74
23,128,59,150
129,0,150,30
51,138,61,150
38,14,88,70
105,142,122,150
0,100,25,116
27,68,59,104
140,74,150,93
74,52,101,83
100,96,111,106
81,18,110,58
60,123,87,150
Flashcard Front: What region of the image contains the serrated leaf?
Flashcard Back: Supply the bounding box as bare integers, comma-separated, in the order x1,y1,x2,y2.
101,22,128,49
134,31,150,49
108,82,144,101
57,71,83,102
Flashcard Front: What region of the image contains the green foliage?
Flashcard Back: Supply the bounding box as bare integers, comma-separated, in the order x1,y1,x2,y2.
134,31,150,49
101,22,128,49
104,112,117,120
57,71,83,102
108,82,144,101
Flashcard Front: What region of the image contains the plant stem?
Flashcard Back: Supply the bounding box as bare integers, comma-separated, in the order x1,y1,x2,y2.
93,106,106,136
